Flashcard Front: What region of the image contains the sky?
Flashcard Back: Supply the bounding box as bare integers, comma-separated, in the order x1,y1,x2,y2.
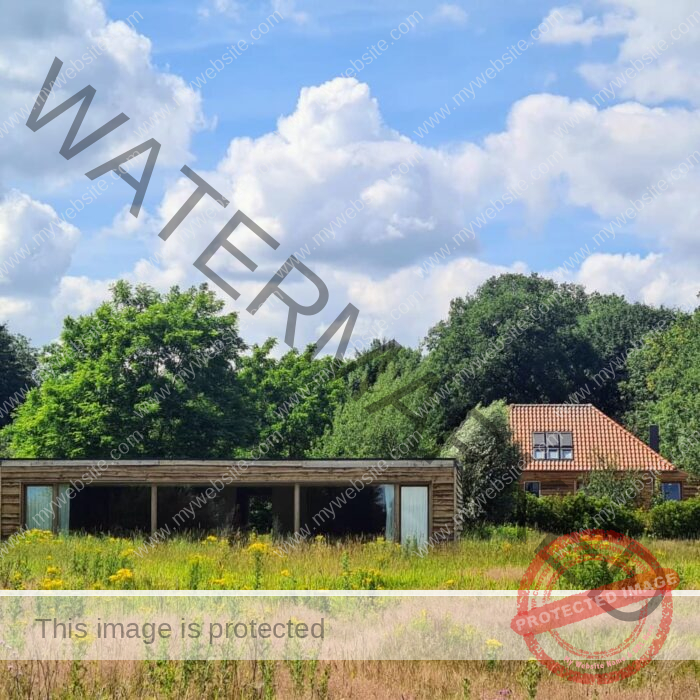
1,0,700,356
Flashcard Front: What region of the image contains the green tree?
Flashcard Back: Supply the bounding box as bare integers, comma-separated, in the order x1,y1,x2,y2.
424,274,594,433
313,348,438,458
4,281,254,458
623,308,700,475
577,293,679,418
441,400,522,525
239,340,347,457
0,324,36,429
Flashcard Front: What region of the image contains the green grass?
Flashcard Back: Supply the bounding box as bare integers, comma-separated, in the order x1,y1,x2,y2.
3,528,700,591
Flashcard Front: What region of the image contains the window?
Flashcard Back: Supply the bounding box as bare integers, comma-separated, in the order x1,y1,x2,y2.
524,481,541,497
533,432,573,460
25,484,70,533
662,482,681,501
400,486,428,546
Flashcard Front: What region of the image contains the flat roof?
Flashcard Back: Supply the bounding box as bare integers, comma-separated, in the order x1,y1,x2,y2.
0,459,456,468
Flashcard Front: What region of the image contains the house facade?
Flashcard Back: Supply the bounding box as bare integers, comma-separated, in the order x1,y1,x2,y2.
510,404,698,501
0,459,460,545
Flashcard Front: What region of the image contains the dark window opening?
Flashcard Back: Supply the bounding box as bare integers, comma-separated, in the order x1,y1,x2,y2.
157,486,238,532
524,481,541,498
302,485,394,540
69,486,150,535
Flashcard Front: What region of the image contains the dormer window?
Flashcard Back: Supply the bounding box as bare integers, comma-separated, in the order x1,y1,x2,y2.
533,432,573,460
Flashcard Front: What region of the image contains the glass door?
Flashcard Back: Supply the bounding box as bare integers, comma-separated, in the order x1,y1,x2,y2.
25,486,54,530
400,486,428,546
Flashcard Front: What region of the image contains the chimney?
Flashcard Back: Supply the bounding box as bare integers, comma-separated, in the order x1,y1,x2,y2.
649,425,660,453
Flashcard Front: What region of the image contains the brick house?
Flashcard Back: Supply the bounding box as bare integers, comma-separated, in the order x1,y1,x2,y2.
509,404,698,501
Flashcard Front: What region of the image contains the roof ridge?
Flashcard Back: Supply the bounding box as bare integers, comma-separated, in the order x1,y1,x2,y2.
509,403,593,407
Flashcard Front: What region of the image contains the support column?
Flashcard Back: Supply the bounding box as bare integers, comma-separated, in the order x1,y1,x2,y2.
150,485,158,534
293,483,301,532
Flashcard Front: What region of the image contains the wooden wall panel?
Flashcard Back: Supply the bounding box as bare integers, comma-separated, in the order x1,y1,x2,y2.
0,460,458,540
519,469,698,503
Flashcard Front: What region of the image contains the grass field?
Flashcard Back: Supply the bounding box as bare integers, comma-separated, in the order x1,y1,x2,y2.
3,527,700,591
0,528,697,699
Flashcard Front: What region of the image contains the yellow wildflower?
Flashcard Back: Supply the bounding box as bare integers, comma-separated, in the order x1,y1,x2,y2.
485,638,503,648
280,569,292,577
40,578,64,590
204,535,218,543
108,568,134,583
247,542,270,554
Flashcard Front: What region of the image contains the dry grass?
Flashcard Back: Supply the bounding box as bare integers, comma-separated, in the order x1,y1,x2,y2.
1,659,699,699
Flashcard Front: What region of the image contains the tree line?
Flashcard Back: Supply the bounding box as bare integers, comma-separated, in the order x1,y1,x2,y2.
0,274,697,477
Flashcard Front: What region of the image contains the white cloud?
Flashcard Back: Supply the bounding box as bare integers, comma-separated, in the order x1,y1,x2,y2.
432,4,468,26
0,190,79,295
539,6,633,45
541,2,700,105
198,0,242,20
272,0,309,26
8,75,700,349
0,0,204,191
566,253,700,310
117,81,700,349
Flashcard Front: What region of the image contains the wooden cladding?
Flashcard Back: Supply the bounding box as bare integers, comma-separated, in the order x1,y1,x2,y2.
519,469,700,501
0,459,459,540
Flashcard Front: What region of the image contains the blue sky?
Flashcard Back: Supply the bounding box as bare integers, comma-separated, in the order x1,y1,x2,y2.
1,0,700,353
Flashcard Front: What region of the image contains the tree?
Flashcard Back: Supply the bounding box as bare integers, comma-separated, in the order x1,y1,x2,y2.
441,400,522,525
623,308,700,475
312,348,439,458
4,281,254,458
424,274,594,434
0,324,36,428
577,293,679,419
239,340,347,458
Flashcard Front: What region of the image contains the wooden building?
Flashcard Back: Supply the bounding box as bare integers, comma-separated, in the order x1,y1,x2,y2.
0,459,460,544
510,404,698,500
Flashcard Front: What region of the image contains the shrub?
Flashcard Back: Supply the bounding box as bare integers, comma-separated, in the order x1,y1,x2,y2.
524,493,644,537
649,498,700,539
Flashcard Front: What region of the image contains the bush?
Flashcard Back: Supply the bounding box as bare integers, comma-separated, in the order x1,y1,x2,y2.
649,498,700,539
524,493,644,537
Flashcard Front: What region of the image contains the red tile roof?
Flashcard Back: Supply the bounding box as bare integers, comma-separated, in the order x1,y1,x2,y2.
509,404,676,472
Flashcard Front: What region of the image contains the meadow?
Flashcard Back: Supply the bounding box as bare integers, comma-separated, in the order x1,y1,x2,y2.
0,528,698,699
3,527,700,591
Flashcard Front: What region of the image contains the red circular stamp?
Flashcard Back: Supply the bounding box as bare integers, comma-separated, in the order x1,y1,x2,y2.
511,530,678,684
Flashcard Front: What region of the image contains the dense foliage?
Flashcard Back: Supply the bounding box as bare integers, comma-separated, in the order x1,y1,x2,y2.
0,323,36,429
240,340,346,458
441,400,522,524
0,273,692,485
624,308,700,475
524,493,645,537
4,282,254,458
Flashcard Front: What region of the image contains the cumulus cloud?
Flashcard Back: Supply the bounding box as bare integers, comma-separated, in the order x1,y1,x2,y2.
8,70,700,349
0,0,204,192
115,80,700,350
541,2,700,105
0,190,79,295
560,253,700,310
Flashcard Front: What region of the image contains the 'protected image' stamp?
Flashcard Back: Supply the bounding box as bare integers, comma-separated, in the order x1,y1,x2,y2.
511,530,679,684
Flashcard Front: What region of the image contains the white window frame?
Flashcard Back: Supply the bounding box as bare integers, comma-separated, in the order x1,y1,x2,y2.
533,432,573,461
